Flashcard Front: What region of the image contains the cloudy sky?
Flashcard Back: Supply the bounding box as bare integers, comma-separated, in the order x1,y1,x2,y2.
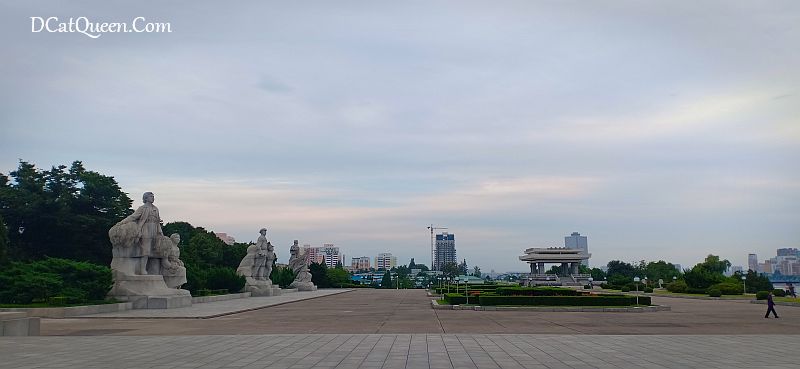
1,1,798,272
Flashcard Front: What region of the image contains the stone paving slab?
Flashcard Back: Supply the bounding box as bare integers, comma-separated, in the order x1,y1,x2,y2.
74,289,352,319
1,334,798,369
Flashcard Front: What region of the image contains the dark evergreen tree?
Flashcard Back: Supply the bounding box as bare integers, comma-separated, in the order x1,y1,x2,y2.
309,262,330,288
380,270,392,289
0,160,133,264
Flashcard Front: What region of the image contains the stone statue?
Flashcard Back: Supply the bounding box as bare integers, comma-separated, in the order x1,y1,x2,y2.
289,240,316,291
161,233,187,289
107,192,191,308
251,228,276,280
236,228,280,296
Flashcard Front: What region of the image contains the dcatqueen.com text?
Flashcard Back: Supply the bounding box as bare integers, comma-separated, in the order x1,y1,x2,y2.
31,16,171,39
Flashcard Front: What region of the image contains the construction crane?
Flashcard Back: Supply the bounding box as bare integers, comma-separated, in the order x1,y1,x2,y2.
427,224,448,271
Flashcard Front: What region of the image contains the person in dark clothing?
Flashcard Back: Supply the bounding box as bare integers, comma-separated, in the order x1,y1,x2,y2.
765,292,779,318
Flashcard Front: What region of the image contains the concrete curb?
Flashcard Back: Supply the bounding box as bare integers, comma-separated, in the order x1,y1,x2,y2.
79,289,355,319
750,300,800,307
651,293,751,302
431,300,669,312
0,302,133,318
191,292,251,304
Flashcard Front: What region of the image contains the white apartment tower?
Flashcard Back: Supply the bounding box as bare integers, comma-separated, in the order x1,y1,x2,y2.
375,253,397,270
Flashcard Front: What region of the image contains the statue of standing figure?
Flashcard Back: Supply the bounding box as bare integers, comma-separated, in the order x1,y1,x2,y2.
252,228,276,280
236,228,279,296
289,240,316,291
107,192,190,306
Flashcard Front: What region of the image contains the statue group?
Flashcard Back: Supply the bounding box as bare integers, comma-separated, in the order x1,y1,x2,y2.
236,231,317,295
108,192,316,307
107,192,190,308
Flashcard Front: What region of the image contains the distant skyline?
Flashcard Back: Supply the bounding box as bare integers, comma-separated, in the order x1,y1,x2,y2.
2,1,799,271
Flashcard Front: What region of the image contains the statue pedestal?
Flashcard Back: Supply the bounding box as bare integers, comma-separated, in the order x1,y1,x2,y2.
109,274,192,309
243,278,282,297
289,281,317,291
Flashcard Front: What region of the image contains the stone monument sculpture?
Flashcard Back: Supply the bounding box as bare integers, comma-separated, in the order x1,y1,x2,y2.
288,240,316,291
107,192,191,309
161,233,187,289
237,228,280,296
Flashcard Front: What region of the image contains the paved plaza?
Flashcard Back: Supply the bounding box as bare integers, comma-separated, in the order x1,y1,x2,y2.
3,289,800,368
3,334,798,369
41,289,800,335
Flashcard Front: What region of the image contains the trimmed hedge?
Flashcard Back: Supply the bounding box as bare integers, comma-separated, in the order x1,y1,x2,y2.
708,289,722,297
0,258,111,304
666,280,688,293
709,282,742,295
478,295,651,306
444,293,469,305
772,289,786,297
495,287,578,296
756,291,770,300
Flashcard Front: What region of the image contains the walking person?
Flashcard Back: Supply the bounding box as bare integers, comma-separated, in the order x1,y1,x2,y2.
765,291,779,318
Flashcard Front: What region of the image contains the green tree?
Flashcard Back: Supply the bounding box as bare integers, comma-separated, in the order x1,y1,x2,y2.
441,262,459,278
0,214,9,265
309,262,330,288
643,260,681,283
408,258,416,269
458,259,468,275
472,266,481,278
589,267,607,281
327,266,350,288
606,260,637,278
270,265,296,288
380,270,392,289
0,160,133,264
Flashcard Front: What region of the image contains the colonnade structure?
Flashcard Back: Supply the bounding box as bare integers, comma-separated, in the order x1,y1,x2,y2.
518,247,591,286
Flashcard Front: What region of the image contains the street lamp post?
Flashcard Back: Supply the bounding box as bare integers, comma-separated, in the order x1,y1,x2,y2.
588,277,594,289
528,277,532,287
633,277,641,306
742,275,747,294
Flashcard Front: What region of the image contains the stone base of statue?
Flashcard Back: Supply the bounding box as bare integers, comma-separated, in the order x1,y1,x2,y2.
243,277,282,297
289,281,317,291
108,274,192,309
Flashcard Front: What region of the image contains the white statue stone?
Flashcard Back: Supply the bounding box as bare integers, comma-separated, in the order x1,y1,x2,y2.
161,233,187,289
288,240,316,291
237,228,280,296
107,192,191,309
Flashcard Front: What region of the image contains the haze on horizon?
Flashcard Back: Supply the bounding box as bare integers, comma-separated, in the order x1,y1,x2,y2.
1,1,799,272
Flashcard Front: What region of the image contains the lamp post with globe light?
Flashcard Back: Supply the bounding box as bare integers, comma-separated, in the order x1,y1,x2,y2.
742,275,747,294
633,277,641,305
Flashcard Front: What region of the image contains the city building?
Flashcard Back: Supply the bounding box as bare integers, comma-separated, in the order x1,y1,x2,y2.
756,248,800,276
375,253,397,270
564,232,589,266
434,232,456,271
748,253,760,273
214,232,235,245
302,244,341,267
351,256,371,271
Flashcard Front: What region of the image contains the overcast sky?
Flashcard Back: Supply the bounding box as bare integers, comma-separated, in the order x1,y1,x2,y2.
1,1,799,272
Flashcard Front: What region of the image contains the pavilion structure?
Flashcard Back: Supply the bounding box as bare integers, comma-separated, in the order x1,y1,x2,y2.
518,247,591,284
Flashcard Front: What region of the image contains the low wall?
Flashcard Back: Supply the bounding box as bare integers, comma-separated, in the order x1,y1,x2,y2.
191,292,251,304
0,302,133,318
0,312,40,336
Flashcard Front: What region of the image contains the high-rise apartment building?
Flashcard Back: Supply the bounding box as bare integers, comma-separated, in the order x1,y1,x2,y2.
748,254,759,273
375,253,397,270
303,244,341,267
434,232,456,271
351,256,371,270
564,232,589,266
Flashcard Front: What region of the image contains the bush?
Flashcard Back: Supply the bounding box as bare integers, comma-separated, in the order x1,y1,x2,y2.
709,282,742,295
599,283,611,289
666,280,688,293
0,258,111,304
772,289,786,297
444,293,468,305
478,295,651,306
686,287,707,294
621,286,631,292
495,287,578,296
584,285,593,289
708,288,722,297
204,267,245,294
644,287,653,293
756,291,770,300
